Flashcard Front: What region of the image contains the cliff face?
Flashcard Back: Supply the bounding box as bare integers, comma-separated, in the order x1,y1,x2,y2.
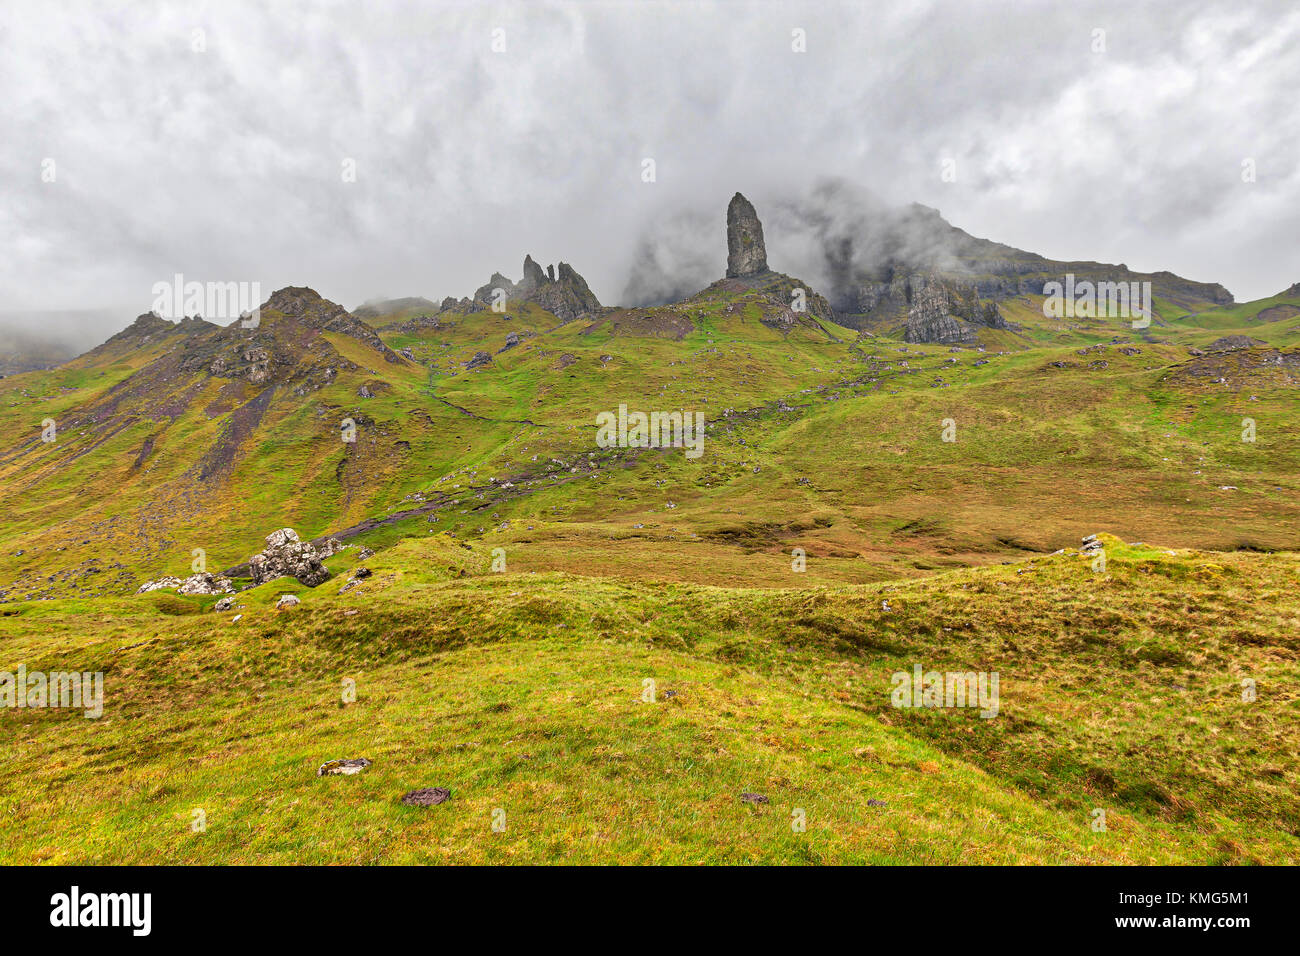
527,261,601,320
904,275,1007,345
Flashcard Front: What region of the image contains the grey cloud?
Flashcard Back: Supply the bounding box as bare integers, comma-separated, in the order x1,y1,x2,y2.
0,0,1296,344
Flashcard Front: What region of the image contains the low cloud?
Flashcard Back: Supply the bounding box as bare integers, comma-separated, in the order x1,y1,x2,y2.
1,0,1296,341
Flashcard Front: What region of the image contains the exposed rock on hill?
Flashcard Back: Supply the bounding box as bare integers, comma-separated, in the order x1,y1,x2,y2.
701,193,837,324
136,571,233,595
529,262,601,320
518,255,547,294
263,287,405,364
470,256,601,320
82,312,215,362
1206,335,1263,352
904,275,1007,345
474,273,517,304
726,192,768,278
248,528,329,587
832,202,1234,326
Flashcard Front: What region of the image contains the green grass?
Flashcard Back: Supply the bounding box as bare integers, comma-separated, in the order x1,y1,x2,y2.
1,536,1296,863
1,284,1298,863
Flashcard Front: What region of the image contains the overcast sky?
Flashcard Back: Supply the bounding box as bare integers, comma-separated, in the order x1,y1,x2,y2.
2,0,1297,339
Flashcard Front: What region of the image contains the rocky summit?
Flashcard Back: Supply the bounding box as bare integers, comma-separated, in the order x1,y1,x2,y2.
726,192,768,278
467,255,600,321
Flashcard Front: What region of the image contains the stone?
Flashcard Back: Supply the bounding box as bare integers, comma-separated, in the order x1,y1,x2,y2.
136,576,182,594
276,593,301,609
401,787,451,806
213,596,236,612
317,757,372,777
358,547,375,559
353,566,371,579
177,572,234,595
248,528,329,587
740,792,769,805
726,192,768,278
464,351,493,370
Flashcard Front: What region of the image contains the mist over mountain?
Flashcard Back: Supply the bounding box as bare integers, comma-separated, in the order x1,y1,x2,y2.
0,308,134,374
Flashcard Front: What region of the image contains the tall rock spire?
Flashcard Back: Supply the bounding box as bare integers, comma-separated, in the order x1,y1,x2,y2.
726,192,768,278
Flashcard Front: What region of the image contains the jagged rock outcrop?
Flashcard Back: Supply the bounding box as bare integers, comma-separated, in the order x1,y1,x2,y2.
263,287,405,364
464,350,493,370
528,261,601,320
726,192,768,278
474,273,518,305
469,257,600,320
518,255,547,294
904,275,1006,345
248,528,329,587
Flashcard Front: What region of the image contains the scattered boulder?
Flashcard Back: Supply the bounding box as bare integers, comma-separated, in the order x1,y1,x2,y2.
317,757,372,777
401,787,451,806
177,572,234,595
248,529,329,587
276,593,301,609
316,537,345,558
464,351,493,371
213,596,236,612
353,567,372,579
137,572,232,595
358,546,375,559
740,792,769,805
136,576,182,594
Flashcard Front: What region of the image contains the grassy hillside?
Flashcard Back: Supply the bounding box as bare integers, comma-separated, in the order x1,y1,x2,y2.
1,534,1295,864
0,281,1297,864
